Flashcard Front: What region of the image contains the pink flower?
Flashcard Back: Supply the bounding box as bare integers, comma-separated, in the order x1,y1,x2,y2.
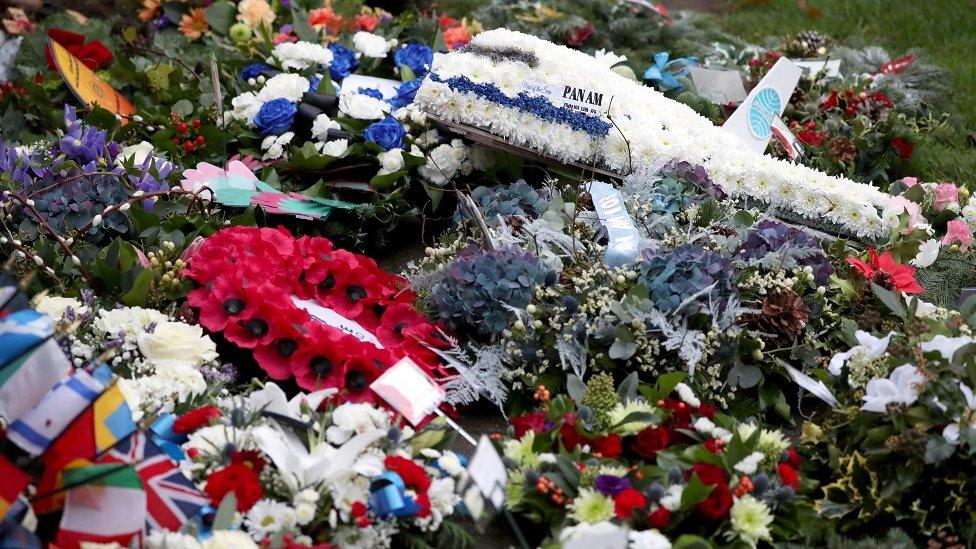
888,196,924,234
933,183,960,211
900,176,918,188
942,219,973,252
180,236,206,263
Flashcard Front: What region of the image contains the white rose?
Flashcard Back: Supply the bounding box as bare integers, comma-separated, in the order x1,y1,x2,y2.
272,41,333,71
33,295,86,321
376,149,404,175
352,31,396,58
137,320,218,367
338,92,389,120
116,141,155,167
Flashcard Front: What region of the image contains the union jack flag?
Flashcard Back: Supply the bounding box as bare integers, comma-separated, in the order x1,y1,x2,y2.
101,431,210,532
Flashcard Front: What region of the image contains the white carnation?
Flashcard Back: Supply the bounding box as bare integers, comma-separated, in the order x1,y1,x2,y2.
338,92,390,120
376,149,404,175
317,138,349,157
352,31,396,58
311,113,340,141
272,41,333,71
261,132,294,160
256,73,310,104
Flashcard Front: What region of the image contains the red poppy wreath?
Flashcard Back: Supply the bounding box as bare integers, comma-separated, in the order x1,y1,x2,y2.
182,226,453,404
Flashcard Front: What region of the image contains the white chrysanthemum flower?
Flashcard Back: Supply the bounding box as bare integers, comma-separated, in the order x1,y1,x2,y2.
225,91,261,125
418,141,468,186
256,73,310,104
352,31,396,58
592,48,628,68
568,489,615,524
272,41,333,71
244,499,297,539
730,495,773,547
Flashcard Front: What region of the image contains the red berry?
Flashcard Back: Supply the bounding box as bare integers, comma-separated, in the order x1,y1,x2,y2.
192,119,201,129
195,135,205,145
183,141,195,152
34,75,44,84
171,137,180,145
17,87,26,97
177,122,188,134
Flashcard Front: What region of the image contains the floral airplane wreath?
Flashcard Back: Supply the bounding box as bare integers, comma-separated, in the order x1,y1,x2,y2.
182,226,453,404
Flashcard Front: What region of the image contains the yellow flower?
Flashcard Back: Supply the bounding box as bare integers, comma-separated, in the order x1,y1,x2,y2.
237,0,276,30
179,8,209,41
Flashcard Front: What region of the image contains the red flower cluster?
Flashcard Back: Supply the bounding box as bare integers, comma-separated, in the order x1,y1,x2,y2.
44,28,113,71
821,88,894,120
384,455,433,517
204,462,264,512
846,247,923,294
172,405,221,434
183,227,452,404
789,120,828,147
564,21,595,47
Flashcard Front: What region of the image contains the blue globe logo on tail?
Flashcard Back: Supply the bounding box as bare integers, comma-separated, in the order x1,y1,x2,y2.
748,88,781,139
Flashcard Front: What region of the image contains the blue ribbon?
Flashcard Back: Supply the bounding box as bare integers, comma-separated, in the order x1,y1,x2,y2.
589,181,640,267
150,413,188,462
369,472,421,518
643,52,698,92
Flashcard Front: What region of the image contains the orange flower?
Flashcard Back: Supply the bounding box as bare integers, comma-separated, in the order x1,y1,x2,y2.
443,25,471,50
179,8,209,41
308,7,343,35
137,0,161,23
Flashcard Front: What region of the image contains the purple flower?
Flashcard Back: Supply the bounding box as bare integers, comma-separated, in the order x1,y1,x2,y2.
595,474,631,496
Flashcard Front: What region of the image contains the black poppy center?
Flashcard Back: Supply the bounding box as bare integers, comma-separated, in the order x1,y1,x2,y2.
346,369,368,391
244,318,268,337
394,322,409,336
276,338,298,357
317,273,336,291
222,298,245,315
346,285,367,302
310,355,333,375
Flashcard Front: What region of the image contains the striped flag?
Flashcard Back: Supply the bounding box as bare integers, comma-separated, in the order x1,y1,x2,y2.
0,338,72,423
56,464,146,549
6,369,104,456
0,454,29,522
0,309,53,367
103,432,209,532
93,383,136,454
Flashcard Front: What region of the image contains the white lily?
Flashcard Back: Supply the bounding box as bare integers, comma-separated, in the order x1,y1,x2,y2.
828,330,894,376
861,363,925,413
919,335,975,361
244,382,336,421
943,382,976,444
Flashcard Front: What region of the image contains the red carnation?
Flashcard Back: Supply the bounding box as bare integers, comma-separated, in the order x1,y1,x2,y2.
647,507,671,529
350,501,371,527
777,463,801,490
592,434,622,458
511,411,548,438
891,137,914,159
45,28,113,71
231,449,266,474
630,426,670,459
172,405,221,434
696,482,732,520
384,455,430,492
559,414,588,451
564,22,594,47
846,247,923,294
204,463,264,512
614,488,647,519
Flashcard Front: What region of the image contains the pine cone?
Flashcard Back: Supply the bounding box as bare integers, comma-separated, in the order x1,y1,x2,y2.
748,290,810,345
783,30,829,57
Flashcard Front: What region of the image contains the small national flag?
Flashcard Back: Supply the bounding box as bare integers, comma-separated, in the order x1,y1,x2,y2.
34,382,136,514
0,454,29,522
0,338,72,423
0,309,53,367
0,518,41,549
56,464,146,549
6,369,104,456
93,383,136,454
103,432,209,532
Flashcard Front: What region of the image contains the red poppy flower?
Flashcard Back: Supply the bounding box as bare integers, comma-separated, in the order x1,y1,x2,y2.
614,488,647,519
375,303,429,347
298,248,359,301
777,463,801,490
891,137,914,159
204,463,264,512
696,482,732,520
592,434,622,458
846,247,923,294
223,283,297,349
384,455,430,492
630,426,670,459
335,350,389,404
192,272,250,332
647,507,671,528
511,411,548,438
172,405,221,434
45,28,113,71
321,263,380,319
289,324,352,391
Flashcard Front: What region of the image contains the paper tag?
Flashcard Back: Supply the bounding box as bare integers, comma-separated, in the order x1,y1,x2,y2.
770,115,804,161
48,38,135,122
467,435,507,510
687,66,747,104
793,58,841,78
290,296,383,348
562,524,630,549
339,74,402,99
722,57,802,153
369,357,445,425
589,181,639,267
519,80,611,117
